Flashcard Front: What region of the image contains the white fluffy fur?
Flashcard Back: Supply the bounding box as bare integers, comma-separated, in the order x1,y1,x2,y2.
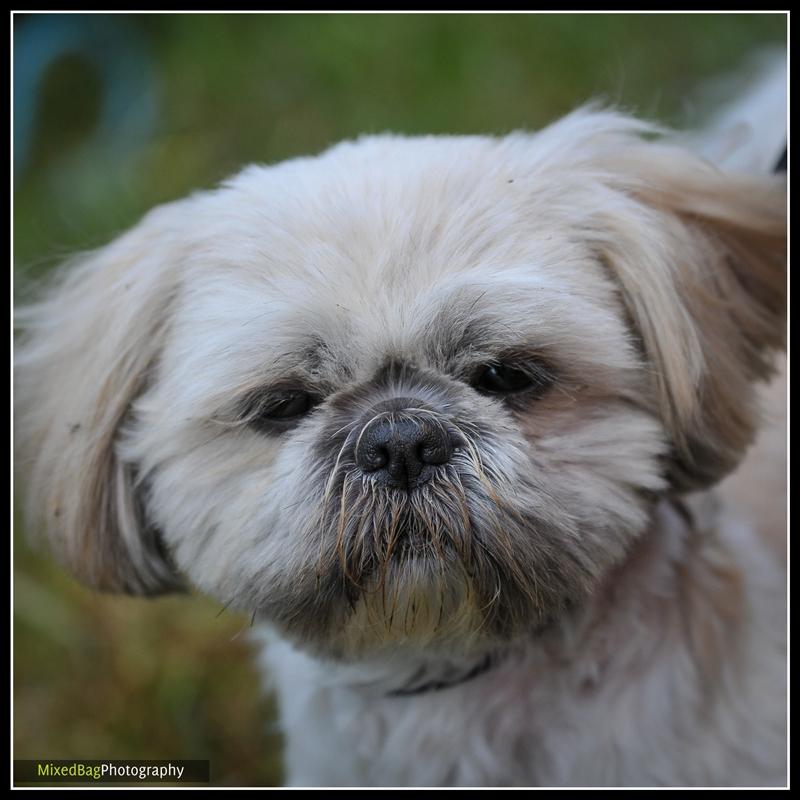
15,60,786,787
258,496,786,786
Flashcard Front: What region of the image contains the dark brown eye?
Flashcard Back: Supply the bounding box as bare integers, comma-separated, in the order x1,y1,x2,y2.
239,388,322,433
261,391,319,420
472,362,553,397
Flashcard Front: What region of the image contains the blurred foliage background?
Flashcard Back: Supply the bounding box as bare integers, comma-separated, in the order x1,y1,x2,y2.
13,12,786,787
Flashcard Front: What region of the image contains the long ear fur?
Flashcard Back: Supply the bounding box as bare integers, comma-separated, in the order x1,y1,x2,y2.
575,121,786,490
15,203,189,594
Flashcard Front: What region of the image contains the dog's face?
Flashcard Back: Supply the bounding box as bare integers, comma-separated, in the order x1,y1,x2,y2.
16,110,785,660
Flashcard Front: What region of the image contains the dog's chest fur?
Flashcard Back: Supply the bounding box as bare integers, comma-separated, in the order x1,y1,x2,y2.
259,498,786,787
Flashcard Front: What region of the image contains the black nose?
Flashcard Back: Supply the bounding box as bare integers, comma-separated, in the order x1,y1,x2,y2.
355,412,455,489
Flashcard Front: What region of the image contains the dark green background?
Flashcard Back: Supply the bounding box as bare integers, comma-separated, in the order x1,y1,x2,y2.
13,12,786,787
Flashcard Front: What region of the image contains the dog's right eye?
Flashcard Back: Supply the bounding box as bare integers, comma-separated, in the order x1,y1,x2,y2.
239,388,322,432
261,391,318,420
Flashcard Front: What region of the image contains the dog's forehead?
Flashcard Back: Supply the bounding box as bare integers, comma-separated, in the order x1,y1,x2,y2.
167,134,623,394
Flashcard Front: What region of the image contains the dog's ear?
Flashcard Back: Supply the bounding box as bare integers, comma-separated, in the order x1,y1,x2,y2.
587,134,786,490
15,203,189,594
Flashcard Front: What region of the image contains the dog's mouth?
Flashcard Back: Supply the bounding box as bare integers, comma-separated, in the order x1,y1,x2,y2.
291,435,596,654
325,472,476,588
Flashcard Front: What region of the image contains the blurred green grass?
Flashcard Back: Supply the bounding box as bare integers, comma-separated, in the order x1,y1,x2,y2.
14,546,283,785
13,12,786,787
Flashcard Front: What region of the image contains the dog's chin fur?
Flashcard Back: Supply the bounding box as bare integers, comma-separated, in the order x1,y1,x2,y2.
15,65,786,786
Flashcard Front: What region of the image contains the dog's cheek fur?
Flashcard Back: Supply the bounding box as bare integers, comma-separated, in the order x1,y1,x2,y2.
120,406,333,619
520,393,668,539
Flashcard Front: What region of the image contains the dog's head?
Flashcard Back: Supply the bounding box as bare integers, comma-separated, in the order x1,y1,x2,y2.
16,109,785,659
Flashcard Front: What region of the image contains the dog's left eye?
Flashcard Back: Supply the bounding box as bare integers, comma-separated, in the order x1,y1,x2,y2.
472,362,552,397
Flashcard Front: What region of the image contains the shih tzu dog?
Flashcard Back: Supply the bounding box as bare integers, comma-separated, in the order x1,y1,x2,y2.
15,57,786,786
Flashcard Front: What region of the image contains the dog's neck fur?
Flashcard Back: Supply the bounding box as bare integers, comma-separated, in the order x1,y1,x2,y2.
337,498,705,698
259,494,785,786
384,496,734,693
